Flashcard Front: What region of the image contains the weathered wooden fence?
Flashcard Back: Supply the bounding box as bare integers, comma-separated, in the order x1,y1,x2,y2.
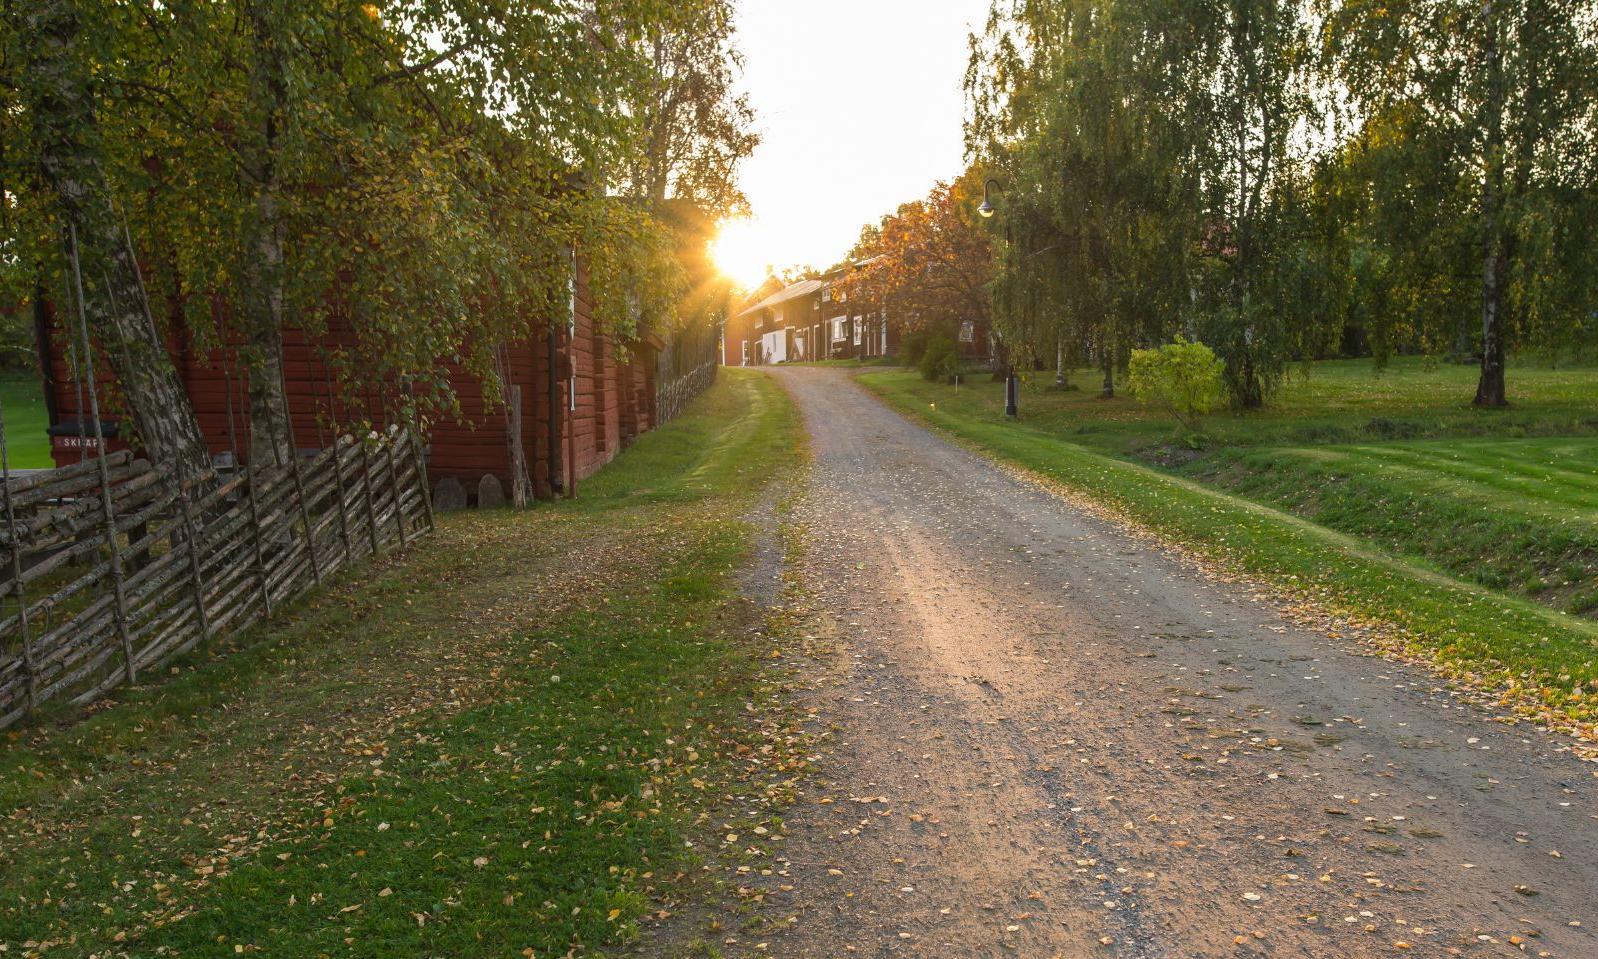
0,427,432,728
656,360,718,425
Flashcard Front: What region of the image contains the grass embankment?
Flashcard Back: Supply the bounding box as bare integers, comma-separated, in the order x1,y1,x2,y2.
860,365,1598,739
1,371,53,469
1186,438,1598,616
0,368,805,957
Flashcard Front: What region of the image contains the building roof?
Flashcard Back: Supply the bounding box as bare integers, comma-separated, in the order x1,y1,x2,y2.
736,278,824,318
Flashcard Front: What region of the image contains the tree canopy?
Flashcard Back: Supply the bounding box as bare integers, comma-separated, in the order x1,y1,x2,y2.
833,170,996,345
963,0,1598,407
1,0,755,466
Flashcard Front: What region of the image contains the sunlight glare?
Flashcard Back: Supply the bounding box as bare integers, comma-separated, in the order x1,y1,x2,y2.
711,218,775,292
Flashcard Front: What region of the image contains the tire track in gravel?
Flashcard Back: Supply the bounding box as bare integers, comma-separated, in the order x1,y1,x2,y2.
753,366,1597,959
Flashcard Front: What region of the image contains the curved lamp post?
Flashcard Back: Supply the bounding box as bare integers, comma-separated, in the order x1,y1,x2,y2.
976,178,1018,418
978,178,1001,219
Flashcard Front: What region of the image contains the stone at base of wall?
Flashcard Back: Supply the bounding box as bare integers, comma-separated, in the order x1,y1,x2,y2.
433,476,468,512
478,474,505,509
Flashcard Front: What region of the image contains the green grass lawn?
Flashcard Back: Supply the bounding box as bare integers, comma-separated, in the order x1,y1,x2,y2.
1185,437,1598,615
860,364,1598,739
0,368,807,957
0,369,53,469
1013,356,1598,459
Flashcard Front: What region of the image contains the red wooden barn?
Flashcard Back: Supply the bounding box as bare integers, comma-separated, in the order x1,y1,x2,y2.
35,259,660,502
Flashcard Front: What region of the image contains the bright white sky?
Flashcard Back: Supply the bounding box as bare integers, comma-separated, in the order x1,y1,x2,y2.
712,0,993,290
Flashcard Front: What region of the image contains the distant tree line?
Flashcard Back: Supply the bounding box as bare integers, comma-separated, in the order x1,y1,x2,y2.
964,0,1598,407
0,0,754,470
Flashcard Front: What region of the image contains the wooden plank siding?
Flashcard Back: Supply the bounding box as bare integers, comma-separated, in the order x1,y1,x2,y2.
38,258,663,502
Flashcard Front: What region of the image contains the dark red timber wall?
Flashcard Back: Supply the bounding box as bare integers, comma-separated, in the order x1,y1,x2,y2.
39,257,660,501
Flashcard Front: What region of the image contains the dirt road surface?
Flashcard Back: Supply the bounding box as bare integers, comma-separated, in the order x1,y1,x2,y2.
753,366,1597,959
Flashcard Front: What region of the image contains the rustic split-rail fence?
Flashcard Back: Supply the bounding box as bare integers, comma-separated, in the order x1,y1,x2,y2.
656,360,718,425
0,427,432,729
0,351,719,730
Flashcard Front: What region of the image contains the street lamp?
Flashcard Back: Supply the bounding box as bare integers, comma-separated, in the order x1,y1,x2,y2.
975,177,1017,417
977,178,1001,219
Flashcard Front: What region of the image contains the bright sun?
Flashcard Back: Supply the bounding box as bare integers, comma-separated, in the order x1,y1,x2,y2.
711,218,775,292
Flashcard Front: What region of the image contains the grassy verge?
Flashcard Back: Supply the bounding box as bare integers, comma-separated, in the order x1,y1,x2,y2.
860,369,1598,742
0,368,806,957
1,370,53,469
1184,438,1598,616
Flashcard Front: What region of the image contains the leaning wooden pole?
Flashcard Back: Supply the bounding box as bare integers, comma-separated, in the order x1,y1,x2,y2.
69,227,137,684
360,442,381,556
383,430,409,548
330,434,355,565
242,462,273,618
410,428,434,532
176,474,213,647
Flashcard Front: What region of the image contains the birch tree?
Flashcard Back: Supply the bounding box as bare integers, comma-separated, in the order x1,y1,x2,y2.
6,0,211,479
1323,0,1598,405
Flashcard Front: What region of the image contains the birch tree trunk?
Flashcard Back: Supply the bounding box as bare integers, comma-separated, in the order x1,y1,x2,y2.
18,0,213,484
1474,0,1510,408
240,2,294,465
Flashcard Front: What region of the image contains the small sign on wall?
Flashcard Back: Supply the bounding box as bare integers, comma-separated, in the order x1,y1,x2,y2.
52,434,104,451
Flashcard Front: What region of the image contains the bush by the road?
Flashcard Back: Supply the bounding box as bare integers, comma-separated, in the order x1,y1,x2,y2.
1128,337,1226,434
919,333,962,383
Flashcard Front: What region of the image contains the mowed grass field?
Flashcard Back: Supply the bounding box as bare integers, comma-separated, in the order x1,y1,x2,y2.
0,369,808,958
0,370,53,469
860,357,1598,735
1186,436,1598,615
1006,356,1598,457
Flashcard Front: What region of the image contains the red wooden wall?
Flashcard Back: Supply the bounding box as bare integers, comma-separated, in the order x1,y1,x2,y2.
41,259,659,501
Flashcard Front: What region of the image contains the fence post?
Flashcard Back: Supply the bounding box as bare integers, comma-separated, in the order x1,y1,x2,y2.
383,429,409,548
177,475,214,647
360,440,381,556
410,428,434,533
97,472,137,683
289,450,323,587
330,435,355,567
243,462,274,617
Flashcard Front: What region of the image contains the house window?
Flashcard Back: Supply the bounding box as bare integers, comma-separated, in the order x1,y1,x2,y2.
831,318,847,343
822,288,832,303
853,317,862,346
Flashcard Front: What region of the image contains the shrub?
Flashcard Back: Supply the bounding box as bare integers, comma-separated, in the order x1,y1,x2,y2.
900,329,931,365
1127,337,1226,433
918,333,961,383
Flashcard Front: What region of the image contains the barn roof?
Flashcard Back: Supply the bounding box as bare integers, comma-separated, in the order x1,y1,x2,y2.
736,278,824,318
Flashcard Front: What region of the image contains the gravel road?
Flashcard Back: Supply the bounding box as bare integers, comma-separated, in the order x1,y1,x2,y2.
755,366,1597,959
